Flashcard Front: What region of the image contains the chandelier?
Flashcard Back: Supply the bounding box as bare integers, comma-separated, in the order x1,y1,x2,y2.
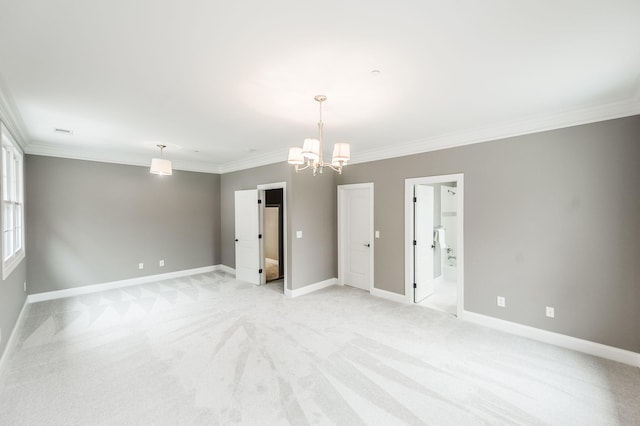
287,95,350,175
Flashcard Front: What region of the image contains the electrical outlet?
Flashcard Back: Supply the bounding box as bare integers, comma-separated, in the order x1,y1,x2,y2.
159,260,164,267
23,282,26,292
138,263,144,270
497,296,506,307
546,306,555,318
296,231,302,239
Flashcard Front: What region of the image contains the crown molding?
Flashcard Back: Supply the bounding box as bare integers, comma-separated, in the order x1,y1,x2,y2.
217,148,290,174
0,76,30,149
11,94,640,175
24,141,223,174
349,98,640,166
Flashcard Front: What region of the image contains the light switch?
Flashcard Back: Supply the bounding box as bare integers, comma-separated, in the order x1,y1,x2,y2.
296,231,302,239
375,231,380,238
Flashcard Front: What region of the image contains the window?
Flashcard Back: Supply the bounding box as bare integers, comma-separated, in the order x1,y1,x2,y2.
1,123,24,279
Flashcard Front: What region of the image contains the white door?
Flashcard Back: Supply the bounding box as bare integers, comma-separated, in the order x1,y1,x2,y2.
341,186,372,291
414,185,434,302
235,189,261,285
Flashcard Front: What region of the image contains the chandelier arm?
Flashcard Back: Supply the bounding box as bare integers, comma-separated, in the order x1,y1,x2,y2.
295,163,311,172
326,163,343,174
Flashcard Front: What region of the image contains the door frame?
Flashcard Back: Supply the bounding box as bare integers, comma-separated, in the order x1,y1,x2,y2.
257,182,287,291
337,183,374,292
405,174,464,317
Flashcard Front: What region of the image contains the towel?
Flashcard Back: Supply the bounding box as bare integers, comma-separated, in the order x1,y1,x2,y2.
433,228,447,249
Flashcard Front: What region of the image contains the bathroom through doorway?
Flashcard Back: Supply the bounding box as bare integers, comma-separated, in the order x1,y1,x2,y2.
405,174,464,317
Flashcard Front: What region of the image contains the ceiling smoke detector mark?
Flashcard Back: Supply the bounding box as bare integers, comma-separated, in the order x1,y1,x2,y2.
54,128,73,135
246,148,258,153
371,69,381,77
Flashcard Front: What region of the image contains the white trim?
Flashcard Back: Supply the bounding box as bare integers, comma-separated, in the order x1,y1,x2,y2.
219,149,289,174
371,288,409,304
1,124,26,280
405,174,464,317
27,265,221,303
337,183,374,291
350,99,640,166
25,145,223,175
217,265,236,275
633,72,640,101
461,310,640,368
15,97,640,175
0,296,29,379
257,182,287,292
196,97,640,173
0,79,29,149
284,278,337,298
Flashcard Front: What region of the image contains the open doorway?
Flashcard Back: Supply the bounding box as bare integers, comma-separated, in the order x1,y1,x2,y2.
405,174,464,317
263,188,284,282
257,182,287,294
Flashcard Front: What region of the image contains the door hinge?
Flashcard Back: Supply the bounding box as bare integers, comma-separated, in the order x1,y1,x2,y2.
259,268,263,274
413,196,417,202
258,234,262,239
413,283,417,288
413,240,417,246
258,199,262,204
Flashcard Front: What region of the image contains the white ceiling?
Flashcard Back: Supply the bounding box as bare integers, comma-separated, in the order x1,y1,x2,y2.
1,0,639,173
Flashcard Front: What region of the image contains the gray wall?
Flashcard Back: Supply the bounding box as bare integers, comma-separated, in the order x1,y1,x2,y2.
220,162,337,290
26,155,221,294
0,261,26,358
290,169,337,288
337,115,640,353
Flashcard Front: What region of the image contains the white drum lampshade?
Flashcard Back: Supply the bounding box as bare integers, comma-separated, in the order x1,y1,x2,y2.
150,144,173,175
331,142,350,165
287,146,305,165
302,138,320,161
150,157,173,175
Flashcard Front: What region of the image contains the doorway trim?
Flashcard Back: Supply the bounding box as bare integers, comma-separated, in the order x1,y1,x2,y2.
337,183,374,292
405,174,464,317
257,182,287,292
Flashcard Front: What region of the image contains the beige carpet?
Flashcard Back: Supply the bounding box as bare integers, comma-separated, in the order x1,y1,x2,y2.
0,271,638,425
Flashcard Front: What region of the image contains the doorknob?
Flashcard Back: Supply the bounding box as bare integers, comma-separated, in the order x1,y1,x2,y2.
364,243,370,247
235,239,238,242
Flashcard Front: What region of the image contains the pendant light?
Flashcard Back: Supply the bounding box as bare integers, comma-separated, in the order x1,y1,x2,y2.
150,144,172,176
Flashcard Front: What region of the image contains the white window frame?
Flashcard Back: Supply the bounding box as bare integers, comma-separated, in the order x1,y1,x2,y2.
1,123,25,280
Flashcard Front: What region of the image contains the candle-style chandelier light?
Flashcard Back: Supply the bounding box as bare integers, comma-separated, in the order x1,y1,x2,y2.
287,95,350,175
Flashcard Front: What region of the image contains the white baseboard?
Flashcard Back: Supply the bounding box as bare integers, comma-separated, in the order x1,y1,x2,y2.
371,287,409,304
0,297,29,378
27,265,222,303
461,310,640,368
285,278,337,298
217,265,236,276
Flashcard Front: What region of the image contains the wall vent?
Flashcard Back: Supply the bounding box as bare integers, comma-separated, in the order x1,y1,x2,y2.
54,128,73,135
